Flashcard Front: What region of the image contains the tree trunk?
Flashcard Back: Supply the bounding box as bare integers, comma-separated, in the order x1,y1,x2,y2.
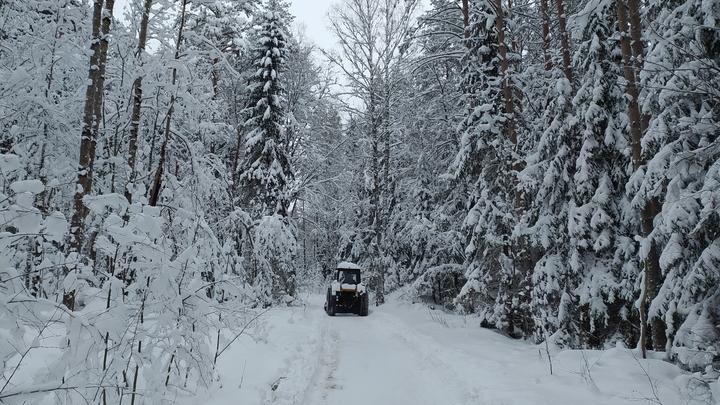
461,0,469,38
494,0,533,336
493,0,522,239
149,0,187,206
645,199,665,351
369,85,385,305
210,56,219,155
617,0,665,355
556,0,572,83
540,0,552,71
233,125,243,181
493,0,517,177
66,0,115,309
126,0,153,204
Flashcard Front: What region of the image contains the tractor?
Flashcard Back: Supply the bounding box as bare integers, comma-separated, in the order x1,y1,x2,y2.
324,262,369,316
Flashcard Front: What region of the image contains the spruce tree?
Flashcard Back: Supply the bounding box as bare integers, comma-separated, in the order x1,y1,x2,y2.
237,0,297,305
238,0,293,218
453,0,525,335
400,0,467,307
523,23,580,348
640,0,720,361
564,0,638,348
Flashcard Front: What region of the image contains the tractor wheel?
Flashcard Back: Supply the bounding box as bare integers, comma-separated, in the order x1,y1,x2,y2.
326,288,336,316
359,293,369,316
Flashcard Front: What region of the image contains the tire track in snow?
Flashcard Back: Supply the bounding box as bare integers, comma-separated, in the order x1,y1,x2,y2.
316,329,342,396
262,305,329,405
299,308,341,402
371,311,486,404
302,307,485,405
382,311,489,402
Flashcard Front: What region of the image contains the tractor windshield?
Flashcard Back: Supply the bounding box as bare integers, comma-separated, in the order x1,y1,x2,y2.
337,269,361,284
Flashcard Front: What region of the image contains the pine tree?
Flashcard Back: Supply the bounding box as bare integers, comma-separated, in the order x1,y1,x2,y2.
614,0,669,354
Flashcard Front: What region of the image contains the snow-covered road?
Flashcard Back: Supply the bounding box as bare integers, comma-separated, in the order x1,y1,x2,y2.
302,310,477,405
188,293,714,405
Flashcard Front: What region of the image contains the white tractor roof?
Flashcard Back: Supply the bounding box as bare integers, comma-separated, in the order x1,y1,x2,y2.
336,261,361,270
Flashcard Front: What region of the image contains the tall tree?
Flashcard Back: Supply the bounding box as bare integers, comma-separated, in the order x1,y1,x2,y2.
67,0,115,310
616,0,667,354
148,0,188,206
527,0,640,348
125,0,153,203
327,0,420,305
640,0,720,361
453,0,526,334
237,0,293,217
399,0,468,305
521,0,582,345
235,0,297,305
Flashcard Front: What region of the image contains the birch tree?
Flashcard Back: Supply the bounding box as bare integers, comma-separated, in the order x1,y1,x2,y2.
327,0,420,305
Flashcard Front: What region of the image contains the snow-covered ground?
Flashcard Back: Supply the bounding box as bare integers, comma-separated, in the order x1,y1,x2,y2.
188,292,719,405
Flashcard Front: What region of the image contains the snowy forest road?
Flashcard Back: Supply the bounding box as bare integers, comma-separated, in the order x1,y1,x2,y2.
301,308,480,405
200,294,696,405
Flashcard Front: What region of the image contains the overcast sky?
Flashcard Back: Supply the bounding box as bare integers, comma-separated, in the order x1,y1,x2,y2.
288,0,339,51
113,0,338,51
112,0,427,56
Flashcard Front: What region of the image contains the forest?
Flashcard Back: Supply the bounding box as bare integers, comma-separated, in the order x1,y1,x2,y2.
0,0,718,403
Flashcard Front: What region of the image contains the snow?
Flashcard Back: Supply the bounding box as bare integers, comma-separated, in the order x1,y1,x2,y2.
44,211,68,242
336,261,361,270
185,292,715,405
0,154,20,173
85,193,129,214
10,180,44,194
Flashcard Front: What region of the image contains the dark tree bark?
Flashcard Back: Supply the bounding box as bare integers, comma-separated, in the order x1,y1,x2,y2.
461,0,469,38
492,0,517,183
616,0,666,356
66,0,115,309
492,0,524,247
540,0,552,71
126,0,153,203
149,0,187,206
492,0,532,335
556,0,572,82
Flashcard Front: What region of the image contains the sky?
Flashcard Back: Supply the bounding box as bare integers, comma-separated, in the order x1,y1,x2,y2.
113,0,429,54
288,0,339,51
113,0,339,51
288,0,431,52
